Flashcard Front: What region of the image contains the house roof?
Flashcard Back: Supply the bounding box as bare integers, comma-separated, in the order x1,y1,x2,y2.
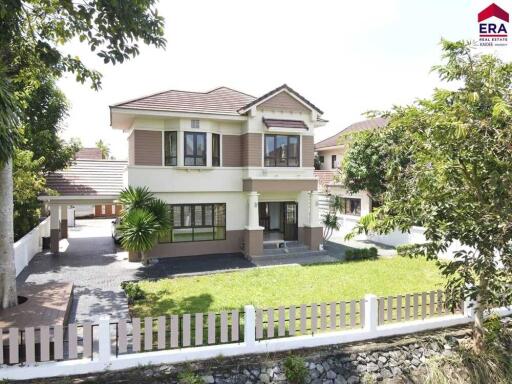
45,160,127,196
315,117,388,150
478,3,509,22
238,84,323,115
262,118,309,130
111,87,256,116
75,148,103,160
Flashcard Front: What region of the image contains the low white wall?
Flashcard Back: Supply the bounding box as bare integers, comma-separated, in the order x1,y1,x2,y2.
2,299,510,381
13,218,50,276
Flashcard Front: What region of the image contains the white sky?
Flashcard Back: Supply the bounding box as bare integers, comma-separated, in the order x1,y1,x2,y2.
58,0,512,160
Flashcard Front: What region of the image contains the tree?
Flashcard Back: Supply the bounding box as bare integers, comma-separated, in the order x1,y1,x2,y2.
339,128,406,203
346,40,512,350
95,139,110,160
13,149,47,240
119,186,170,265
0,0,166,308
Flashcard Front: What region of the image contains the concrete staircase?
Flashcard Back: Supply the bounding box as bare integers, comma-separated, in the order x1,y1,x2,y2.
250,241,337,266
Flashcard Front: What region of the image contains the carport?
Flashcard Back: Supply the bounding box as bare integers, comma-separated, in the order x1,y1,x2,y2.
39,159,127,253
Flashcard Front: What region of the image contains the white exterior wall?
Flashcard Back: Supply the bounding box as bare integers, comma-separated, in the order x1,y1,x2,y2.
13,218,50,276
317,148,344,170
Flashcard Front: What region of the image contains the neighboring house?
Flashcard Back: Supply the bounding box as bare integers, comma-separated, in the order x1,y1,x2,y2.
106,84,327,259
314,118,387,236
74,147,103,160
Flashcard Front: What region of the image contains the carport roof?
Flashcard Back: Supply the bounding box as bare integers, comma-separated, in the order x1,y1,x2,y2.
44,159,127,197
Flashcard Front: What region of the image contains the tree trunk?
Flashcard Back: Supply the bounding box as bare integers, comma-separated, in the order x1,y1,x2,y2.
473,275,488,352
0,159,18,309
141,251,149,266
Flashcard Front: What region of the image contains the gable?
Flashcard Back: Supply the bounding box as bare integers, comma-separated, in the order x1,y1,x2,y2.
257,91,310,113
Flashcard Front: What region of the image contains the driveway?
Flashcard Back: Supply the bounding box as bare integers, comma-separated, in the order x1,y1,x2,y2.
17,219,254,323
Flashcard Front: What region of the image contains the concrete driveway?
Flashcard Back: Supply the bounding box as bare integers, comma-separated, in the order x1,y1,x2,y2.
17,219,254,323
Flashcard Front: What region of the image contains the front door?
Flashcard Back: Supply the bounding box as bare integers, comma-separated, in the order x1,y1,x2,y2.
282,202,298,241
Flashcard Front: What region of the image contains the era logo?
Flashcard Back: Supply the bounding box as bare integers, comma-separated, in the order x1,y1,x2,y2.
478,3,509,37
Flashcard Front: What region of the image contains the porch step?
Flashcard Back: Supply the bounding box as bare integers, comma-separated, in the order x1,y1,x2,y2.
251,249,336,266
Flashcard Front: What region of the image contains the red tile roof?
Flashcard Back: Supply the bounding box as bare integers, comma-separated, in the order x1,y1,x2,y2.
262,118,308,130
315,117,388,150
45,160,127,196
238,84,323,114
112,87,256,116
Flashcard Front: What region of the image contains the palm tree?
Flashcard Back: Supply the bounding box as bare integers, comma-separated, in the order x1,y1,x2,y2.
95,139,110,160
321,212,341,245
118,186,170,265
0,68,21,308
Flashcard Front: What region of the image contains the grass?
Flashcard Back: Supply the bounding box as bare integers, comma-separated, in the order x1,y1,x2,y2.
130,257,445,318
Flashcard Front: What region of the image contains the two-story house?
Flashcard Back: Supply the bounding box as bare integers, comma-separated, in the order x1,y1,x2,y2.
109,84,327,259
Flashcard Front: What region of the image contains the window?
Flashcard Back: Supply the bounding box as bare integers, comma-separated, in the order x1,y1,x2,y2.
212,133,220,166
159,203,226,243
184,132,206,166
191,119,200,129
340,198,361,216
264,134,300,167
331,155,337,169
319,156,324,163
164,131,177,166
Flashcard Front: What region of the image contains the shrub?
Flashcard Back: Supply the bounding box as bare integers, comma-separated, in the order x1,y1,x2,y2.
283,355,308,384
345,247,378,261
396,243,423,257
121,281,145,304
178,371,204,384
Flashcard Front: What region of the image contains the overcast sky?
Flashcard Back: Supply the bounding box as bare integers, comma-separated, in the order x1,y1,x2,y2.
57,0,512,160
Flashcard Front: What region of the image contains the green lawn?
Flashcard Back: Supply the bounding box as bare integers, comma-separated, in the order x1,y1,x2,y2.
130,257,445,318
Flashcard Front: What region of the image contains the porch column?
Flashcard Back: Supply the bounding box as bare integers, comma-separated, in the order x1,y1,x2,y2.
50,204,60,254
60,205,68,239
304,191,323,251
309,191,320,227
244,192,263,258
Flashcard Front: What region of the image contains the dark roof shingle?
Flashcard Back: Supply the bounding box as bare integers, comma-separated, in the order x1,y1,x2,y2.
315,117,388,150
263,118,308,130
111,87,256,116
45,160,127,196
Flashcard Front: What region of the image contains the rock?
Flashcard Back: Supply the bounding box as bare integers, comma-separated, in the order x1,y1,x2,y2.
367,362,379,372
347,376,359,384
380,369,393,379
391,367,402,376
316,364,325,374
444,344,452,350
334,377,347,384
326,371,337,379
322,362,331,372
203,375,215,384
259,373,270,383
322,381,333,384
378,356,387,364
411,358,421,367
310,363,318,370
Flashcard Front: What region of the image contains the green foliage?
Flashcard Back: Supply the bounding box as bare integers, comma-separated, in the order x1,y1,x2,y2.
0,66,21,165
425,331,512,384
345,40,512,322
177,370,204,384
13,149,47,240
95,139,110,160
396,243,423,257
314,155,321,170
118,186,170,262
345,247,378,261
283,356,308,384
119,186,155,216
321,212,340,243
120,281,145,304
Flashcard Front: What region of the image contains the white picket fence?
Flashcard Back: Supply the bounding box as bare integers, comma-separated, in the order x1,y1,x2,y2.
13,218,50,276
0,290,510,381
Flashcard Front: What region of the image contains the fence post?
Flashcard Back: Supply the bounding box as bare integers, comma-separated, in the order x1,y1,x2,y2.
244,305,256,348
98,316,111,363
364,294,378,333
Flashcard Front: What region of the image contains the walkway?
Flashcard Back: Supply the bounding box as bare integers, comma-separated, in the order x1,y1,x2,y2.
17,219,254,322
